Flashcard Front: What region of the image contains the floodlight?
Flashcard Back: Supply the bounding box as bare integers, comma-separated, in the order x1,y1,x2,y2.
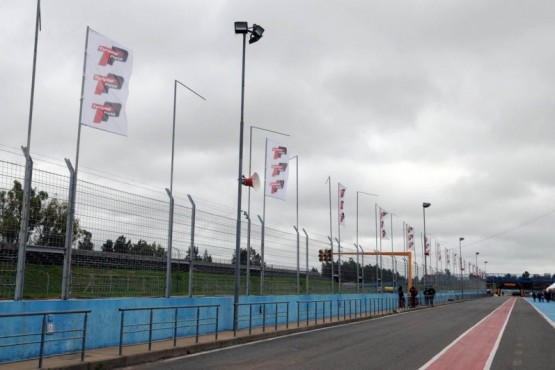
235,21,248,34
249,24,264,44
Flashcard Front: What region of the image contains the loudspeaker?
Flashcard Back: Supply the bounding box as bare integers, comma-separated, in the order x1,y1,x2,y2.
242,172,260,191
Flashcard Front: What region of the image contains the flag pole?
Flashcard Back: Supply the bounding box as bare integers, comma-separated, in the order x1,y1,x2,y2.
260,138,268,295
61,26,89,299
337,183,341,293
326,176,333,293
15,0,42,301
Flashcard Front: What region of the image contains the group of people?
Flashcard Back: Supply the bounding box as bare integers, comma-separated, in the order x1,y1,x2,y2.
398,285,436,309
533,290,552,302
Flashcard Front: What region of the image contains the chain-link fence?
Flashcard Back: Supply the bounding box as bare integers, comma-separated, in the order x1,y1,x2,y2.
0,150,487,300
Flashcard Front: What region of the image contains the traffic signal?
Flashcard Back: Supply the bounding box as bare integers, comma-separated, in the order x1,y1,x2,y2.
324,249,332,262
318,249,324,262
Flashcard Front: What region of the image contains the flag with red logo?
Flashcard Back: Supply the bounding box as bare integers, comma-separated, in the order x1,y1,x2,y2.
437,242,442,261
424,235,431,256
82,28,133,136
265,139,289,200
338,183,346,227
379,206,389,239
406,224,414,249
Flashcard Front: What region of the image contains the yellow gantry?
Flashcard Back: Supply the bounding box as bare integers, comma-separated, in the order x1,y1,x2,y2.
337,251,414,292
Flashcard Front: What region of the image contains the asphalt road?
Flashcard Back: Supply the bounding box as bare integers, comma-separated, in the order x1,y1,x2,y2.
121,297,555,370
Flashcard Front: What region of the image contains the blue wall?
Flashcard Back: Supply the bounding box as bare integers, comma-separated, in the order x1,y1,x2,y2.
0,292,469,363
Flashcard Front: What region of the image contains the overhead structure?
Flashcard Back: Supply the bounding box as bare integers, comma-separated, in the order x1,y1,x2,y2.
338,251,414,292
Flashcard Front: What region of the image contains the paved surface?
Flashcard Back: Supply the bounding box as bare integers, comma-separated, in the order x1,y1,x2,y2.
2,297,555,370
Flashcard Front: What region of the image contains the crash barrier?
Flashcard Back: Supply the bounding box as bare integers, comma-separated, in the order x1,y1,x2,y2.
0,310,90,368
297,299,334,326
234,301,290,336
118,304,219,355
338,297,398,319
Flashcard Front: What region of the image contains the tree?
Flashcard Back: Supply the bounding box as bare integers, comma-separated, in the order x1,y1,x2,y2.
130,239,166,257
130,239,155,255
0,180,90,249
114,235,131,254
202,249,212,262
522,271,530,279
0,180,47,243
33,198,84,247
78,230,94,250
185,246,201,262
101,239,114,252
231,247,263,266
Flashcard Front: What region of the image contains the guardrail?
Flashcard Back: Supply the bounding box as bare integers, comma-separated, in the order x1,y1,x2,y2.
118,304,219,355
297,299,333,327
0,309,90,368
234,301,290,336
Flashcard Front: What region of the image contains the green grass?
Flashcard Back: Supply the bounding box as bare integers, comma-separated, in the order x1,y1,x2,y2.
0,263,339,299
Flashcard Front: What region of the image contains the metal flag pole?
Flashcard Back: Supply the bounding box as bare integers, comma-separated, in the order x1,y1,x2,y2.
15,0,42,301
374,203,379,293
60,26,90,300
336,183,342,293
247,126,289,295
325,176,334,293
260,138,268,295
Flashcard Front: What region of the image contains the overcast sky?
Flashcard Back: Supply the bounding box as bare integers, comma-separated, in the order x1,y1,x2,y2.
3,1,555,276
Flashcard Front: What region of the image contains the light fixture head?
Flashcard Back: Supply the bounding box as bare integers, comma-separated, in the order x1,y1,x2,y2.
476,252,480,255
249,24,264,44
459,237,464,241
235,21,248,34
423,202,431,208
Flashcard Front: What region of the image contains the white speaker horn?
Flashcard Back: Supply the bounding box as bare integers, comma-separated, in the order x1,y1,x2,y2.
243,172,260,191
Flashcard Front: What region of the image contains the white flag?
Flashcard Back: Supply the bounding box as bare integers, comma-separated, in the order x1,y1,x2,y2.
338,183,346,227
264,139,289,200
406,224,414,249
82,28,133,136
379,207,389,239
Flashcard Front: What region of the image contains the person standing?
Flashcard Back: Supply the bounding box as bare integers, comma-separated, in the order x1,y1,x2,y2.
409,286,418,308
398,286,406,309
428,286,436,307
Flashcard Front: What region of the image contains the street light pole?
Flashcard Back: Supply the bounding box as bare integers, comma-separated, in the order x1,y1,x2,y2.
422,202,431,287
459,237,464,299
233,21,264,333
475,252,480,295
166,80,205,298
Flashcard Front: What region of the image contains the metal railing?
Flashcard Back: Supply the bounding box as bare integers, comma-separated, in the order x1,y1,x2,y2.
118,304,219,355
0,309,90,368
297,299,333,327
234,301,290,336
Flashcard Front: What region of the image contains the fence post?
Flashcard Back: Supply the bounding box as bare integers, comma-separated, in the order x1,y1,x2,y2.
81,312,88,362
38,314,47,369
15,147,33,301
257,215,265,296
119,310,125,355
62,159,76,300
293,226,300,295
187,194,196,298
165,188,174,298
303,229,309,295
